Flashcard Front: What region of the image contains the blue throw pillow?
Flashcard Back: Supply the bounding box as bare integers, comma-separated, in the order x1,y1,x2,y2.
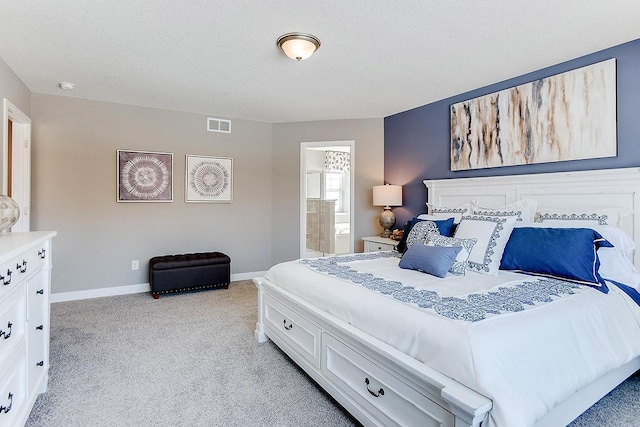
396,217,456,253
399,244,462,278
499,227,613,290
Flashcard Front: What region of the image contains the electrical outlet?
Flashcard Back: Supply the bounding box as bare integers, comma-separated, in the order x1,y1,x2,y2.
131,260,139,271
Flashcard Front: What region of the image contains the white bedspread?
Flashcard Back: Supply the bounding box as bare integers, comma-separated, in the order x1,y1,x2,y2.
264,253,640,427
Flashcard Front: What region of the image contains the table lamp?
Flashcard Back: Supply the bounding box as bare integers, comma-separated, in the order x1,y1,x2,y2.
373,184,402,238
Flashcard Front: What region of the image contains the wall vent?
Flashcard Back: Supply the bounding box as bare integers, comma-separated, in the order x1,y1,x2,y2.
207,117,231,133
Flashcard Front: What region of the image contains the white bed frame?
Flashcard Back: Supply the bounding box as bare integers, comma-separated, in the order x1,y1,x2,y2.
255,167,640,427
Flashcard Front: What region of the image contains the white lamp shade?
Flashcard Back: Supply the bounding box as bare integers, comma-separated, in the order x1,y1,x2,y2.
373,184,402,207
277,33,321,61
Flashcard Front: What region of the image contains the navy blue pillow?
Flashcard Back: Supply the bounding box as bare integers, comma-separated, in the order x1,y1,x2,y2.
500,227,613,290
396,217,456,253
399,244,462,278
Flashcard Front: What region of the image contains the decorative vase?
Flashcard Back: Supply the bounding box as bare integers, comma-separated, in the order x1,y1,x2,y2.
0,195,20,231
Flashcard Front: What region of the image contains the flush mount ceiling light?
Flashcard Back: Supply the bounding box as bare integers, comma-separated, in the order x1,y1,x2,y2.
277,32,321,61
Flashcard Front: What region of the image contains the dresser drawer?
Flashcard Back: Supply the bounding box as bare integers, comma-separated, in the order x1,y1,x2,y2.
264,294,321,369
27,326,47,393
0,349,27,427
323,333,454,427
27,269,48,326
0,288,26,365
0,245,47,301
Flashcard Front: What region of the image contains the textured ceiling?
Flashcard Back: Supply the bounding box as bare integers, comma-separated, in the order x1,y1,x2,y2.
1,1,639,123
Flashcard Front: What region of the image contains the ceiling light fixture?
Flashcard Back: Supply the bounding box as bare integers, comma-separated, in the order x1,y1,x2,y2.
277,32,321,61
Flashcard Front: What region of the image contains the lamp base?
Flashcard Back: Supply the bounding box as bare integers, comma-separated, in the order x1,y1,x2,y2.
379,207,395,238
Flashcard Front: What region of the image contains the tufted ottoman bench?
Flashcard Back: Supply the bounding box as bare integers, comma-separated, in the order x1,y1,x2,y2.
149,252,231,299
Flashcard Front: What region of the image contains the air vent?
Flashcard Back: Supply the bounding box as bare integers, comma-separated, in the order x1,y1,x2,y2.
207,117,231,133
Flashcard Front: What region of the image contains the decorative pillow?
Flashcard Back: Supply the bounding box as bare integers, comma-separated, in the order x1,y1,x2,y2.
500,227,612,290
535,208,631,228
415,215,456,236
515,222,635,263
598,246,640,292
470,199,537,222
424,232,477,275
426,202,472,223
454,215,517,275
396,217,456,253
398,244,462,278
403,221,439,251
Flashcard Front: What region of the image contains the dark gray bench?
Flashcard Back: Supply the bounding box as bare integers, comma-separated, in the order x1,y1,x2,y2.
149,252,230,299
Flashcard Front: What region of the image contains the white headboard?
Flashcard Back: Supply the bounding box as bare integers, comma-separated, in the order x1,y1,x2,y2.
423,167,640,269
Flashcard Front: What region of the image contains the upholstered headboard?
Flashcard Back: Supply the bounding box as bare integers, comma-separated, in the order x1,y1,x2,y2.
423,167,640,269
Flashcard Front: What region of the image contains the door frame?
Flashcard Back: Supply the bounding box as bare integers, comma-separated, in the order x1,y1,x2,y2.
300,140,355,257
3,98,31,232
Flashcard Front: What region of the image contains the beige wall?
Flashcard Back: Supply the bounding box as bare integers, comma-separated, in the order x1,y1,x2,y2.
0,57,30,115
31,94,273,293
271,119,384,265
1,70,384,295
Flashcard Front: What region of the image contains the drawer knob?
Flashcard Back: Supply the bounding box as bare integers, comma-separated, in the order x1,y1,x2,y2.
36,361,44,367
283,319,294,331
0,269,11,286
36,324,44,331
0,322,11,340
365,377,384,398
16,260,27,273
0,392,12,414
38,249,46,259
36,289,44,295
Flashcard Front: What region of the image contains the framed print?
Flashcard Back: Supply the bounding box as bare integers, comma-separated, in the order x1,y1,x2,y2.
185,155,233,203
117,150,173,202
450,58,617,171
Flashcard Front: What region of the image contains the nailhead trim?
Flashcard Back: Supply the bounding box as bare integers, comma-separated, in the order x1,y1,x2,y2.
152,282,229,296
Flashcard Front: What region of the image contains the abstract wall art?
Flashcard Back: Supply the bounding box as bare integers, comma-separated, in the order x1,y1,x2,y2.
117,150,173,202
185,155,233,203
450,58,617,171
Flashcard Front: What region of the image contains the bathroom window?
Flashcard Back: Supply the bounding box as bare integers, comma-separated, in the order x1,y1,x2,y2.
325,172,344,212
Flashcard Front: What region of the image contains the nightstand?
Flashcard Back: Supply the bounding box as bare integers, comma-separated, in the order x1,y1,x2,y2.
362,236,397,252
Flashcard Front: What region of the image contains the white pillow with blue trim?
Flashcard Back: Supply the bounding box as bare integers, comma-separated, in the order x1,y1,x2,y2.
454,214,517,275
471,199,538,222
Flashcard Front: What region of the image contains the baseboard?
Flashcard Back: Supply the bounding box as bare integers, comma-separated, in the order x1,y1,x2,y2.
231,271,267,281
50,271,267,303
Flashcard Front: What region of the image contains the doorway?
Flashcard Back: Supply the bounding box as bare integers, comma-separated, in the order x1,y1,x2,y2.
2,98,31,232
300,141,354,258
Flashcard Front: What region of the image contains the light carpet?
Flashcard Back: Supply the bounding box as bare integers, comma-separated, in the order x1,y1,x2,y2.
26,280,639,426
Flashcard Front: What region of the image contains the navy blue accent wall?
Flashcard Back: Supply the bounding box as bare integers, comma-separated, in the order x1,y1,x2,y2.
384,38,640,228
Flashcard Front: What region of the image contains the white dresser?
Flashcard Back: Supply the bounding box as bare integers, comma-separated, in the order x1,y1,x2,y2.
0,231,56,427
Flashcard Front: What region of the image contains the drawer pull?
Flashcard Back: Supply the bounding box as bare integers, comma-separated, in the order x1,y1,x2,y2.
0,322,11,340
0,269,11,285
0,392,12,414
36,289,44,295
365,377,384,398
283,319,294,331
36,361,44,367
38,249,46,259
16,260,27,273
36,324,44,330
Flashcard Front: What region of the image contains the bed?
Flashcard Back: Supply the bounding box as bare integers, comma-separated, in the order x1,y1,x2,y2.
254,167,640,427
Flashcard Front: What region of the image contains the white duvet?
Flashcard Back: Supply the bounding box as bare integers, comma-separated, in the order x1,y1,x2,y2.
264,254,640,427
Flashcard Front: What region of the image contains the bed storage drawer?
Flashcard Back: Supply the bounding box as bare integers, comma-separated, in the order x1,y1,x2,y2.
264,294,321,369
323,332,454,427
